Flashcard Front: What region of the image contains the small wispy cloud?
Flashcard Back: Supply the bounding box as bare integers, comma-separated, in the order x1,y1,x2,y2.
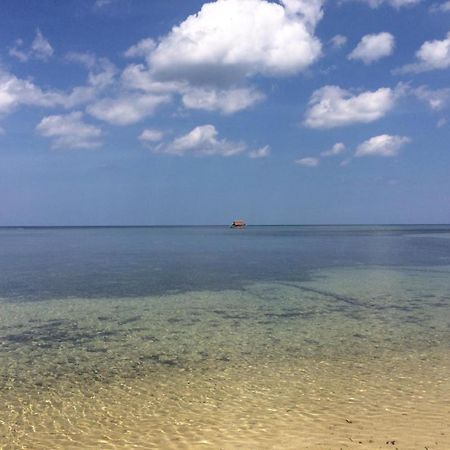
155,125,246,157
394,32,450,74
36,111,103,149
295,157,320,167
139,129,164,144
9,29,54,62
320,142,346,157
429,1,450,12
348,32,395,65
329,34,347,49
355,134,410,157
249,145,270,159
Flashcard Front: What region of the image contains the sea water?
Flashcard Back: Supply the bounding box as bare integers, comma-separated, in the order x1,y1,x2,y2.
1,226,450,449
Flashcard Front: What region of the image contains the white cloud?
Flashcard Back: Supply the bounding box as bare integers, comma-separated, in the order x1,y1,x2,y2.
437,118,447,128
121,63,263,114
355,134,410,157
8,40,28,62
348,32,395,64
355,0,421,8
429,1,450,12
321,142,346,157
66,52,117,89
49,53,119,109
304,85,395,128
156,125,246,156
0,70,63,115
94,0,115,9
31,29,54,60
9,29,53,62
120,0,324,115
181,86,265,114
139,128,164,143
124,38,156,59
295,157,320,166
412,85,450,111
396,32,450,73
149,0,323,85
36,111,102,149
120,64,181,94
87,93,170,125
249,145,270,158
330,35,347,49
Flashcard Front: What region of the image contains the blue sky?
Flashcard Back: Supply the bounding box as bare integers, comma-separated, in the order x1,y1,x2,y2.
0,0,449,225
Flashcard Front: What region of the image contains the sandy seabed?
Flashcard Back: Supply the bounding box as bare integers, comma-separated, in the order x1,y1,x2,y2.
1,266,450,449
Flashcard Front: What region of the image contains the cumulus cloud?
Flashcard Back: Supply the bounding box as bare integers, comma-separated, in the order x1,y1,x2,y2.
156,125,246,156
87,93,170,125
181,86,265,114
320,142,346,157
295,157,320,167
9,29,54,62
330,35,347,49
124,38,156,59
348,32,395,64
149,0,322,86
0,70,63,115
396,32,450,73
139,128,164,143
0,68,102,116
120,64,182,94
121,64,264,114
36,111,102,149
249,145,271,158
118,0,324,114
304,85,396,128
355,134,410,157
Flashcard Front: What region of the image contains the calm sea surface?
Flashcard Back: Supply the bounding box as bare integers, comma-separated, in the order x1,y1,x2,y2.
1,226,450,449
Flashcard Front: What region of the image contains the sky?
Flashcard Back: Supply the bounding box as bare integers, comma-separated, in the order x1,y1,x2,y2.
0,0,449,225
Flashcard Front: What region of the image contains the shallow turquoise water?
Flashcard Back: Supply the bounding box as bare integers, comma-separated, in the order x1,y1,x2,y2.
1,226,450,448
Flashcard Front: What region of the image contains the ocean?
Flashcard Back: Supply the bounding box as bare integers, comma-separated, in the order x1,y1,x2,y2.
1,226,450,449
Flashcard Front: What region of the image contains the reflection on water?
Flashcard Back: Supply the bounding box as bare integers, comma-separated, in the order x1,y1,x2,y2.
1,265,450,449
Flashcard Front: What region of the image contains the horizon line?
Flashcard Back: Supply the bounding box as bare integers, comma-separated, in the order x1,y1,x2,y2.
0,224,449,228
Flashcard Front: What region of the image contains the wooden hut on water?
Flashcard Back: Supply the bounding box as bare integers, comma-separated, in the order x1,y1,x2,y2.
230,220,246,228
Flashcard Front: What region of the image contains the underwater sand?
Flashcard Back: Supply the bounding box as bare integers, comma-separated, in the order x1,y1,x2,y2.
1,265,450,449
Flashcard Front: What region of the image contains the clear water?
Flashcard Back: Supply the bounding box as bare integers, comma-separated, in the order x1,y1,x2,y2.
1,226,450,449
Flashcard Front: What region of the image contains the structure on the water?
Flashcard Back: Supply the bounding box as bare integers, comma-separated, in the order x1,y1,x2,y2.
230,220,246,229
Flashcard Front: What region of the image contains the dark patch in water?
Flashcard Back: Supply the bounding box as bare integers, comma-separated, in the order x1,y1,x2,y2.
265,311,302,319
86,347,108,353
352,333,366,339
118,316,141,326
138,354,179,367
213,310,250,320
1,320,121,349
167,317,183,323
141,335,159,342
